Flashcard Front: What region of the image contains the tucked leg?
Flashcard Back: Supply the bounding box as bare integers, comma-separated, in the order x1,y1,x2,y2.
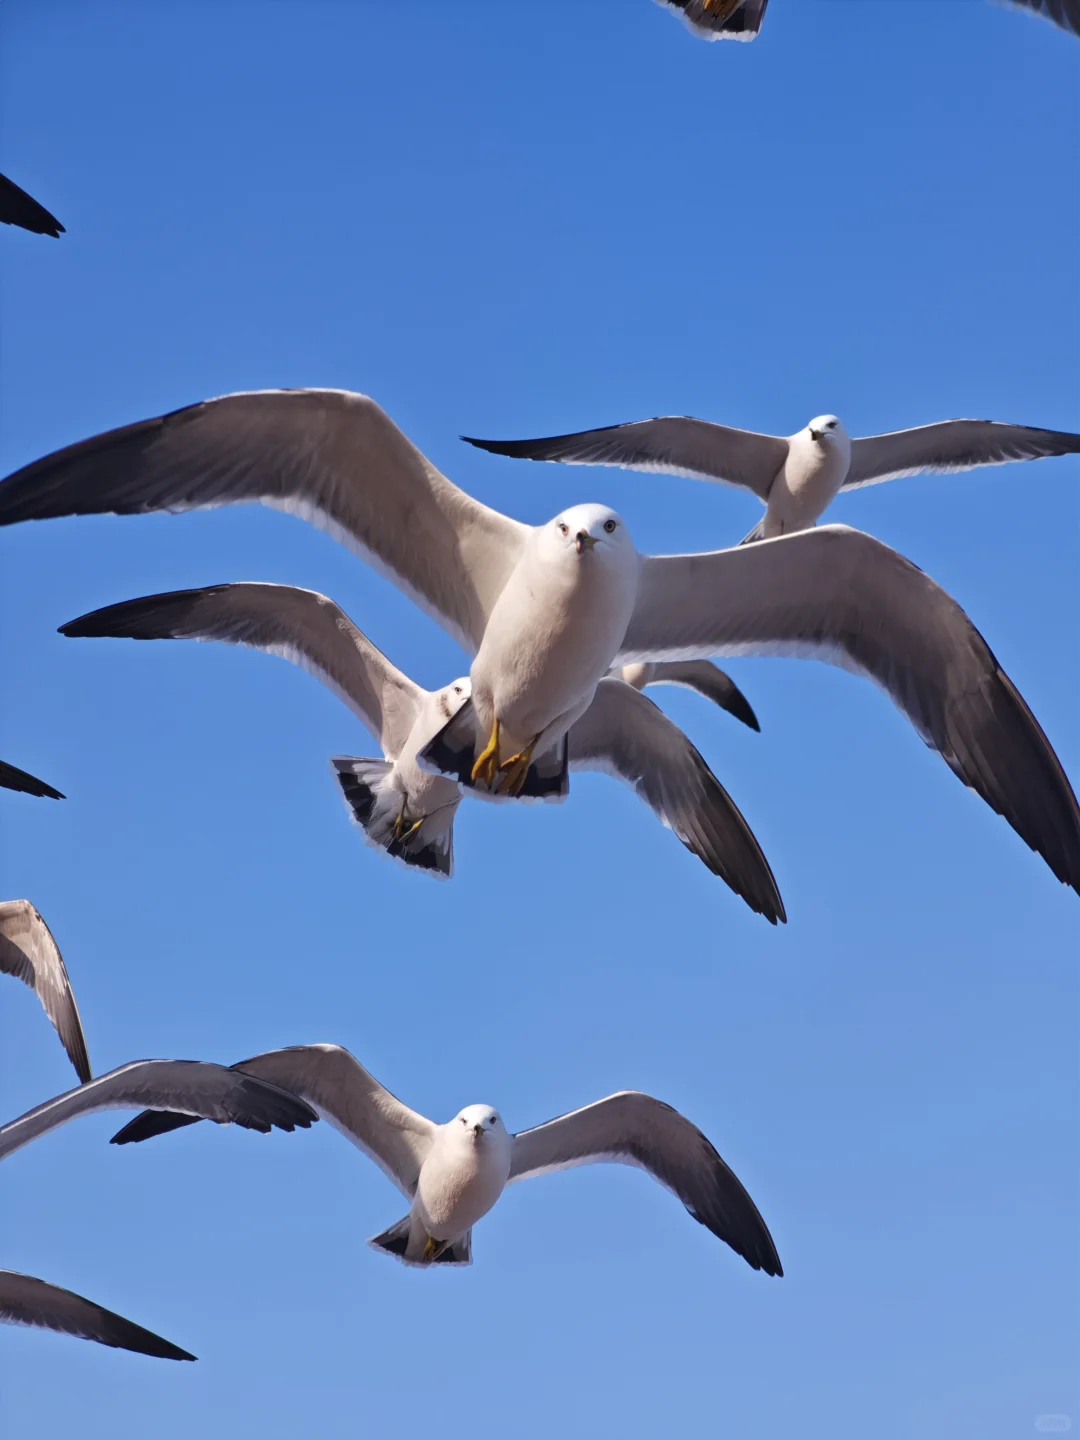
471,717,501,787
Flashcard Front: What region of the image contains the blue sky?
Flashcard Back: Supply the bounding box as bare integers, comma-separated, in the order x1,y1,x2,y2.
1,3,1077,1436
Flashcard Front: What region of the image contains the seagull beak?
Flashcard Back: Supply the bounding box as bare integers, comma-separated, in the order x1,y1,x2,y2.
809,428,824,442
472,1123,484,1139
575,531,597,554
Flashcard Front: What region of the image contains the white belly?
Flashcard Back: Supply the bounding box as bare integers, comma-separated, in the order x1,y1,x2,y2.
764,446,848,536
414,1146,508,1242
470,552,638,758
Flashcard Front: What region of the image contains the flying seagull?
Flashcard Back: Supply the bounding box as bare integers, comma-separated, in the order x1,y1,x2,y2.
0,1270,194,1360
111,1043,782,1275
0,172,65,238
462,412,1080,544
1,389,1078,891
0,760,64,800
60,582,784,919
658,0,768,41
0,1060,317,1164
1003,0,1079,34
656,0,1079,40
0,901,91,1083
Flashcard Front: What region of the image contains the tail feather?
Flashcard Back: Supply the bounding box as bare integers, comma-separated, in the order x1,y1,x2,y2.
738,517,767,545
368,1215,473,1267
419,700,569,803
331,757,455,877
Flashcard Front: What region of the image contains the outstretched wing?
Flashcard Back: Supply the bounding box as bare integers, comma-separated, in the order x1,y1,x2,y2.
463,416,786,498
111,1044,435,1199
845,419,1080,489
1003,0,1080,37
61,582,426,759
621,525,1080,893
0,390,529,652
509,1090,781,1274
0,1271,194,1360
0,172,65,237
0,1059,317,1162
0,901,91,1083
0,760,64,800
569,679,783,923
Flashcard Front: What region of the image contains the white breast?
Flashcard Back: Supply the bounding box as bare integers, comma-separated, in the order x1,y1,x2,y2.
414,1129,512,1242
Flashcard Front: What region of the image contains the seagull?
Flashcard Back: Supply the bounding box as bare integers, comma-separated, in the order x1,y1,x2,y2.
0,172,65,238
0,1060,317,1164
462,412,1080,545
2,389,1078,891
59,582,784,920
656,0,1079,40
0,901,91,1083
1001,0,1079,34
658,0,768,41
0,1270,194,1360
109,1043,783,1275
0,760,64,800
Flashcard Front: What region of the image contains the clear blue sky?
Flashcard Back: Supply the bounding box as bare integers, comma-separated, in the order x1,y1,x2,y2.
1,3,1077,1437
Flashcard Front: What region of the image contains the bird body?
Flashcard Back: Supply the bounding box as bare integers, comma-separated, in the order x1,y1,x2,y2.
760,417,852,539
468,505,640,781
406,1106,513,1260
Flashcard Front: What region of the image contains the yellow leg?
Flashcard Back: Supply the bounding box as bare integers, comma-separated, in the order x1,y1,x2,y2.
496,738,539,797
471,717,501,786
422,1235,444,1263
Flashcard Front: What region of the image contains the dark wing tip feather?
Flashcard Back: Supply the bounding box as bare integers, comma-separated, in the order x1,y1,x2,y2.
726,691,761,732
111,1111,201,1145
0,761,65,799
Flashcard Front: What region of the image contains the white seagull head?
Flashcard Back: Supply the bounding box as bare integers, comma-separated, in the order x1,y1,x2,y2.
806,415,848,449
434,676,472,723
451,1103,509,1149
544,503,633,561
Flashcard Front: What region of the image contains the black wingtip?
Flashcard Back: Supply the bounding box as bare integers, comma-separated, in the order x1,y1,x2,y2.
110,1111,202,1145
729,696,761,733
460,434,531,459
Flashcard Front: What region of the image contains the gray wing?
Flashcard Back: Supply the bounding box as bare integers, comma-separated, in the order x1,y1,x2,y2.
0,901,90,1083
0,172,65,237
569,680,784,922
1003,0,1080,35
657,0,769,40
463,416,787,499
0,390,529,653
60,582,425,759
110,1045,435,1199
0,760,64,800
845,419,1080,489
0,1271,194,1360
643,660,760,732
619,525,1080,893
0,1059,317,1162
509,1091,781,1275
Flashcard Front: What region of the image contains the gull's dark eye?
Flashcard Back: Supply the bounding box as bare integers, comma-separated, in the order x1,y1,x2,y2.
827,421,837,429
558,522,569,536
603,519,616,533
460,1116,467,1124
